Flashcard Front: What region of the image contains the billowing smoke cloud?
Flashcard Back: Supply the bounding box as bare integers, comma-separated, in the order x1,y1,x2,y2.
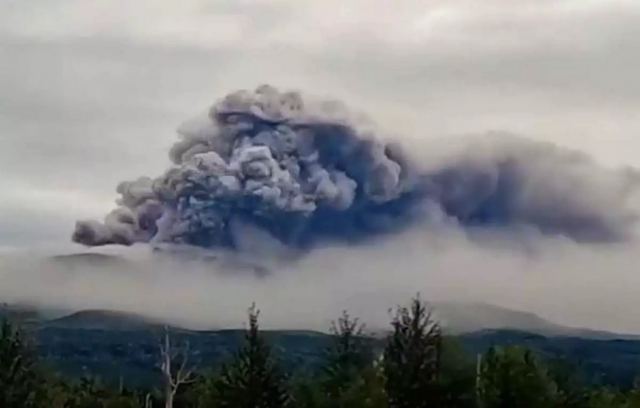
421,136,640,242
73,85,639,249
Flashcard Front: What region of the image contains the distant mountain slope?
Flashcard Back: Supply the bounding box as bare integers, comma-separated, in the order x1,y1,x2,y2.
433,302,562,334
48,250,270,276
43,310,165,331
49,253,131,268
4,299,636,341
432,302,639,340
40,304,567,336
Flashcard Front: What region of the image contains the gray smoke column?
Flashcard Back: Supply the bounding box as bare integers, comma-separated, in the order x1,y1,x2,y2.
73,85,639,250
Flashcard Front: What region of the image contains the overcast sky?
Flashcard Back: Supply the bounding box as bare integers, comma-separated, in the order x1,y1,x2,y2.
3,1,640,333
1,0,639,247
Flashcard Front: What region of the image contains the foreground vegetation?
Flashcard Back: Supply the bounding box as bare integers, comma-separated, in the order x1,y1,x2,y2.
2,297,640,407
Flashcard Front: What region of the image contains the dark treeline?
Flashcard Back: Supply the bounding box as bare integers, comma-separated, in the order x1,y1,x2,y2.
2,297,640,408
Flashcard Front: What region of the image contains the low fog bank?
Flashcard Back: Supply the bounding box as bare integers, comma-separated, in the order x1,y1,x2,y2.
1,222,639,334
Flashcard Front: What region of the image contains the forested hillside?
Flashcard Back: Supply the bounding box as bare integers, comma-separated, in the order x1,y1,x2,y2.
3,298,640,407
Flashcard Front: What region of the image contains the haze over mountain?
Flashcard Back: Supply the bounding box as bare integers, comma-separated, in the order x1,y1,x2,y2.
41,309,166,331
432,302,639,340
2,238,640,335
5,296,637,341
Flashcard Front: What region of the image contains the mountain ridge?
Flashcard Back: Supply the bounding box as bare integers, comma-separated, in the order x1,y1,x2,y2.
9,302,637,341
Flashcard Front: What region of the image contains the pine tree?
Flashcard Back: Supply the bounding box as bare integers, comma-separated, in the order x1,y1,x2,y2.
547,359,589,408
477,346,557,408
322,311,372,395
213,304,290,408
436,337,477,408
0,319,42,408
383,296,442,408
315,311,386,408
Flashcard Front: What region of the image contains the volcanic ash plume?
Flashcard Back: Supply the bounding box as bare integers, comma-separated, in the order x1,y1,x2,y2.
73,85,639,250
73,85,420,249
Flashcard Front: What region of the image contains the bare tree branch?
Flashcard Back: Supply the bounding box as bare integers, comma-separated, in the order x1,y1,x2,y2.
159,326,197,408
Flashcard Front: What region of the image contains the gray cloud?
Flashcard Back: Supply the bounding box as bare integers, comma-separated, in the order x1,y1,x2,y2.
71,86,640,250
1,0,640,333
1,4,638,222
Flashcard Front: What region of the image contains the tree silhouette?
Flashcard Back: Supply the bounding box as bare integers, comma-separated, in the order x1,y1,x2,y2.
383,296,442,408
323,311,372,393
298,311,386,408
477,346,557,408
0,320,42,407
212,304,289,408
159,326,196,408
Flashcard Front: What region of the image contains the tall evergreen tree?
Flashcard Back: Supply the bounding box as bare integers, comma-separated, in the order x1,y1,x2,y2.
547,359,589,408
323,312,372,396
0,319,42,408
383,296,442,408
212,304,289,408
436,337,477,408
298,311,386,408
477,346,557,408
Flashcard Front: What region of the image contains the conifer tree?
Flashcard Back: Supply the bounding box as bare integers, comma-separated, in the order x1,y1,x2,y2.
323,311,372,394
213,304,290,408
383,296,442,408
0,319,42,408
477,346,557,408
313,311,386,408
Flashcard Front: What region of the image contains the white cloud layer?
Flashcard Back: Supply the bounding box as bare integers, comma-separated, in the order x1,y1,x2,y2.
2,224,640,334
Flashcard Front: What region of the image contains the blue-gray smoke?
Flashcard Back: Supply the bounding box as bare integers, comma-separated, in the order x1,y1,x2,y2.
72,85,639,250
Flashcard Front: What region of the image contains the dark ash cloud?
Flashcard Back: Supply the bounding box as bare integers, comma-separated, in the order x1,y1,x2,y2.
73,86,640,250
73,85,422,248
